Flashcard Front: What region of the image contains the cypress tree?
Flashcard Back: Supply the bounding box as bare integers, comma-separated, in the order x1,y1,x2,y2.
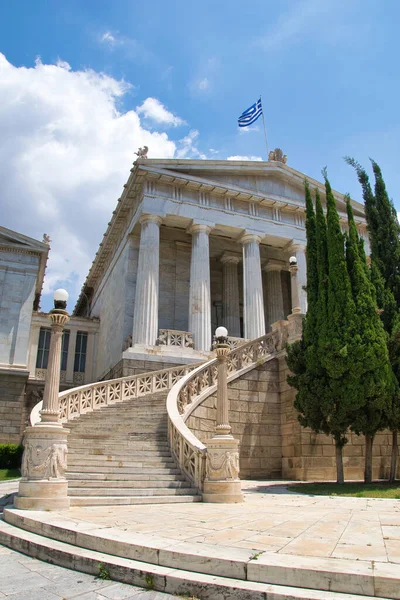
345,197,396,482
346,157,400,481
288,180,352,483
318,171,359,483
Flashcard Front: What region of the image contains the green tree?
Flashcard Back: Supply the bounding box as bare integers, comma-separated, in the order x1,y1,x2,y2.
287,181,350,484
346,157,400,482
345,197,395,482
318,171,361,483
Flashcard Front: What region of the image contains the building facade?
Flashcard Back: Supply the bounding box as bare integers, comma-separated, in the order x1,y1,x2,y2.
74,151,368,381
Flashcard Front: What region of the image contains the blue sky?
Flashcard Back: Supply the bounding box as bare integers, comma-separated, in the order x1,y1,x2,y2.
1,0,400,311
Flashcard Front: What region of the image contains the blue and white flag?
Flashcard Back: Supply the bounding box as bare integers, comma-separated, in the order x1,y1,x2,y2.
238,98,263,127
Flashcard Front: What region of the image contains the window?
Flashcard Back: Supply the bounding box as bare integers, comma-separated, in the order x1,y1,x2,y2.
36,328,51,369
36,328,70,371
74,331,88,373
61,330,70,371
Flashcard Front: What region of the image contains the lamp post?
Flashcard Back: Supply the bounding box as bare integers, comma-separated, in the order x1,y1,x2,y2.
15,289,71,510
203,327,243,503
287,256,305,341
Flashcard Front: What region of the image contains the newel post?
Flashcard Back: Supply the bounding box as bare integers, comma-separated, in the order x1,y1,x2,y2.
15,289,70,510
203,327,243,503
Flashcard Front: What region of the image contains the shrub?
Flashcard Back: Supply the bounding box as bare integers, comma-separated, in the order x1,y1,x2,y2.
0,444,23,469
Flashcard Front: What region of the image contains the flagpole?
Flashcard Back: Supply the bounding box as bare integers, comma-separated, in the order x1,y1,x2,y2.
260,95,269,159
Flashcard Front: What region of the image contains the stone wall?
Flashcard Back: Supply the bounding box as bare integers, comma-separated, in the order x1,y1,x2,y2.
279,353,400,481
0,371,28,443
186,359,282,479
102,358,184,380
0,248,38,367
91,239,138,380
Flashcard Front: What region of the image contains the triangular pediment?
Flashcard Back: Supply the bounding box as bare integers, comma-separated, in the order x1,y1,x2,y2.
0,226,49,254
140,159,365,217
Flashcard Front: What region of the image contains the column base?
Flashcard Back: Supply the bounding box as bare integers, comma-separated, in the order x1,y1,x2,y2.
15,424,70,511
14,480,70,510
203,479,243,503
287,312,305,341
203,436,244,503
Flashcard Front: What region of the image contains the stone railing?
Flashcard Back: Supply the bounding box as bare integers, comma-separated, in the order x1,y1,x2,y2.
166,328,286,490
30,362,202,426
156,329,194,348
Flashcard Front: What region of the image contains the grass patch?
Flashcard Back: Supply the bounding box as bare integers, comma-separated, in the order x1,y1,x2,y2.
0,469,21,481
287,482,400,498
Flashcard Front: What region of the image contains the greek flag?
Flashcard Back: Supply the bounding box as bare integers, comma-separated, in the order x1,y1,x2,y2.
238,98,262,128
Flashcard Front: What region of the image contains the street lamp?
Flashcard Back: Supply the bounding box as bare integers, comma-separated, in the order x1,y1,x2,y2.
203,326,243,503
289,256,301,314
15,288,71,510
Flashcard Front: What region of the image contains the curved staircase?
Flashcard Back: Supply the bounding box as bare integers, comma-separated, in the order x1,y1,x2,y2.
66,391,201,505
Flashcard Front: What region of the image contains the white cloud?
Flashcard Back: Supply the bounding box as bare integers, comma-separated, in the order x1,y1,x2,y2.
136,97,185,127
227,155,263,161
176,129,206,159
0,53,183,310
198,78,210,91
100,31,116,45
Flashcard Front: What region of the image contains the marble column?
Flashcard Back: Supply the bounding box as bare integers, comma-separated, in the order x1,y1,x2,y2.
290,242,307,313
240,234,265,340
188,223,212,352
132,214,162,346
40,311,70,424
264,260,285,327
221,254,241,338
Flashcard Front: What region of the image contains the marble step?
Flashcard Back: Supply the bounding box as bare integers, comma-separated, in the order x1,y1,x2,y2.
66,465,181,475
66,472,185,481
67,480,190,489
68,449,172,457
67,486,198,496
70,495,201,506
0,512,386,599
68,458,176,468
68,439,170,447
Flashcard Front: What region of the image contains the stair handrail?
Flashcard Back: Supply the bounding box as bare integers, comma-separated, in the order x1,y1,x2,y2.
167,327,287,490
30,362,204,426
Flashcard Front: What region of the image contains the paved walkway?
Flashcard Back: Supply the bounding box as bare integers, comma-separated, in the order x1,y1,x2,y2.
61,481,400,564
0,544,180,599
0,480,179,599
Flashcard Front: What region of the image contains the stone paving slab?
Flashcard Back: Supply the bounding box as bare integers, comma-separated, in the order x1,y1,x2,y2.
0,544,179,599
58,480,400,565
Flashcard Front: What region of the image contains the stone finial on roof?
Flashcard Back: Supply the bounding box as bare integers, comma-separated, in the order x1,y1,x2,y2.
42,233,51,245
268,148,287,164
135,146,149,159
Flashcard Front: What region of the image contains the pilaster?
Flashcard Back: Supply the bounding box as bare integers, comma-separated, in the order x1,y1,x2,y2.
221,253,241,337
264,260,285,328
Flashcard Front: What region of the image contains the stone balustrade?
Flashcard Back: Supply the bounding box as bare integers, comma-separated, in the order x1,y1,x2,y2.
166,327,287,490
156,329,194,348
30,363,201,426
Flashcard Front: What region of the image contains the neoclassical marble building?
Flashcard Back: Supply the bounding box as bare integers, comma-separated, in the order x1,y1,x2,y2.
4,152,382,484
72,152,368,381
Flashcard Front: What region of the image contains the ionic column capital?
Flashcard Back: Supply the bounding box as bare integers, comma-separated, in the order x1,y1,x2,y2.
220,253,241,265
139,213,163,226
239,232,262,246
264,259,285,273
288,239,306,253
188,222,213,236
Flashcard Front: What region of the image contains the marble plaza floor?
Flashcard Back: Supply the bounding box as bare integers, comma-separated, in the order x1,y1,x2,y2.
2,480,400,598
59,480,400,564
